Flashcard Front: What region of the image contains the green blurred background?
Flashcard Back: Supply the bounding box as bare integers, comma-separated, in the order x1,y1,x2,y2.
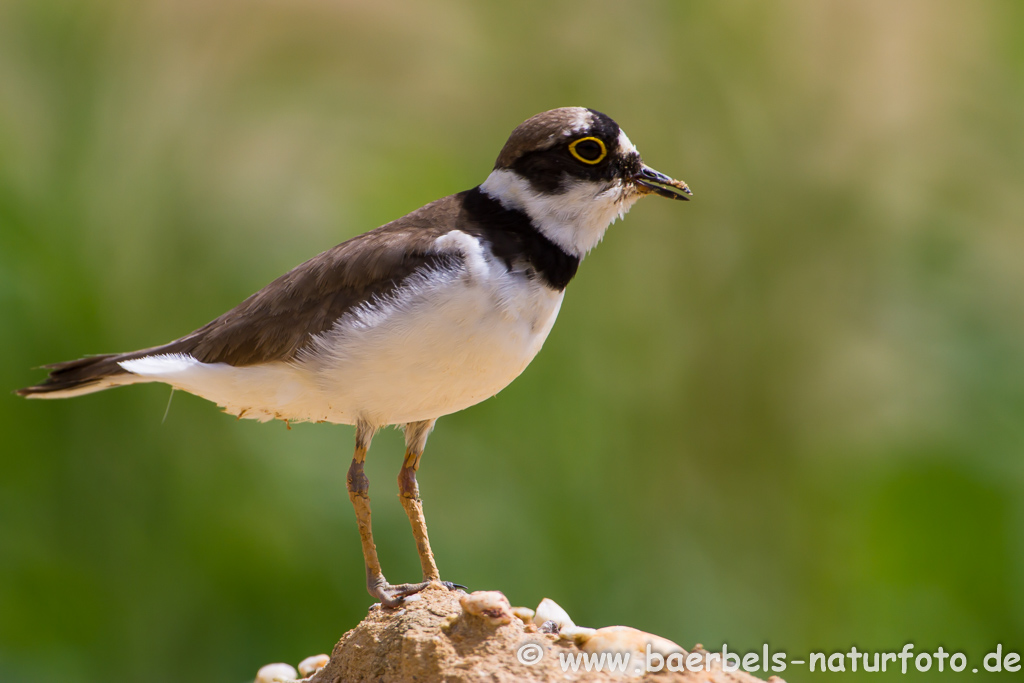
2,0,1023,681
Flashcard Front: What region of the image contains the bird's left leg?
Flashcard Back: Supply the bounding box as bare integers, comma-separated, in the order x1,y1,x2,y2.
399,419,441,582
400,420,464,596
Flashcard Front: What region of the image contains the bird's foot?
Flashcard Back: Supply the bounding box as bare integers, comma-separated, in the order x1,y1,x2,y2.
371,580,430,608
368,576,467,608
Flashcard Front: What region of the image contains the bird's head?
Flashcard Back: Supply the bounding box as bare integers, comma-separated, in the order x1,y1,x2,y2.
479,107,691,257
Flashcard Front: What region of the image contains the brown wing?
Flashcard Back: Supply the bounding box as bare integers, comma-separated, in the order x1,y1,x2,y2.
174,193,466,366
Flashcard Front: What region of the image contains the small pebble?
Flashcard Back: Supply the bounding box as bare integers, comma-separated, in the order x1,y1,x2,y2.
510,606,535,624
559,625,597,646
538,620,560,634
297,654,329,677
255,663,298,683
459,590,513,626
533,598,574,631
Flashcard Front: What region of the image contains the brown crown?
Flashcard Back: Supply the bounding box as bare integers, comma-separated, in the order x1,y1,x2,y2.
493,107,593,169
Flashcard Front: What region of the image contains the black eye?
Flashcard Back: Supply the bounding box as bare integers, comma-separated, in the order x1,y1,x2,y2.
568,137,607,165
575,140,602,159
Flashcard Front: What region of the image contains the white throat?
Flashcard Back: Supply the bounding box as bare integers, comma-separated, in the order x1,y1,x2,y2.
479,169,641,257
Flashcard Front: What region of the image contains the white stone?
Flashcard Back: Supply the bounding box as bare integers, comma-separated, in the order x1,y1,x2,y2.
532,598,574,631
297,654,329,677
459,590,513,626
510,606,535,624
582,625,684,657
255,663,298,683
559,625,597,645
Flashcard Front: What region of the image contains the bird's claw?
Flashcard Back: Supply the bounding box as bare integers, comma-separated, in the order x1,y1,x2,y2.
369,577,468,608
368,578,430,608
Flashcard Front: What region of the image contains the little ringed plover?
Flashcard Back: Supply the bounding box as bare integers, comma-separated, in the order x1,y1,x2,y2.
19,107,692,606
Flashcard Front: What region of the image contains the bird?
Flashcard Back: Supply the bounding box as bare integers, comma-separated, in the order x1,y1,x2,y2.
18,107,692,606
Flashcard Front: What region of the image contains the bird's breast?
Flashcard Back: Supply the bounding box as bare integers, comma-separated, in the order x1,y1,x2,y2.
295,238,565,426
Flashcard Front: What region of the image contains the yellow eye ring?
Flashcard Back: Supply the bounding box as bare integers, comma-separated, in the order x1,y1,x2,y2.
568,136,607,165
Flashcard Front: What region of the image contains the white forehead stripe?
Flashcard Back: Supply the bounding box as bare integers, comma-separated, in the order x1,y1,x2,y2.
617,129,638,156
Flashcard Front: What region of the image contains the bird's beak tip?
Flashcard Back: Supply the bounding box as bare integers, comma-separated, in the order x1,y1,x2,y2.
634,164,692,201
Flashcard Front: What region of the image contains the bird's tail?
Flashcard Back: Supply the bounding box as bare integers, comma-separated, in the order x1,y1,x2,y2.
16,354,138,399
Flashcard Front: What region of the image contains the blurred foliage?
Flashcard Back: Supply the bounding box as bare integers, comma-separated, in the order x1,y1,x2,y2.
2,0,1024,681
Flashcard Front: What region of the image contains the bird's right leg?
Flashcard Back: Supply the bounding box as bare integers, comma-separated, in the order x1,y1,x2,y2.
346,420,430,608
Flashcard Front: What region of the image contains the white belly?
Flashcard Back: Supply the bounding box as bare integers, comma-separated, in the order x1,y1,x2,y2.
297,268,564,425
120,247,565,426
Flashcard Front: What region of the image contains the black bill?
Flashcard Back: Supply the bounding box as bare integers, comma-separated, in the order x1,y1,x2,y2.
635,164,692,201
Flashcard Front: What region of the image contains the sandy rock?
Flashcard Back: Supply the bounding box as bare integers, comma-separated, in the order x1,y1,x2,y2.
307,584,780,682
460,590,513,625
